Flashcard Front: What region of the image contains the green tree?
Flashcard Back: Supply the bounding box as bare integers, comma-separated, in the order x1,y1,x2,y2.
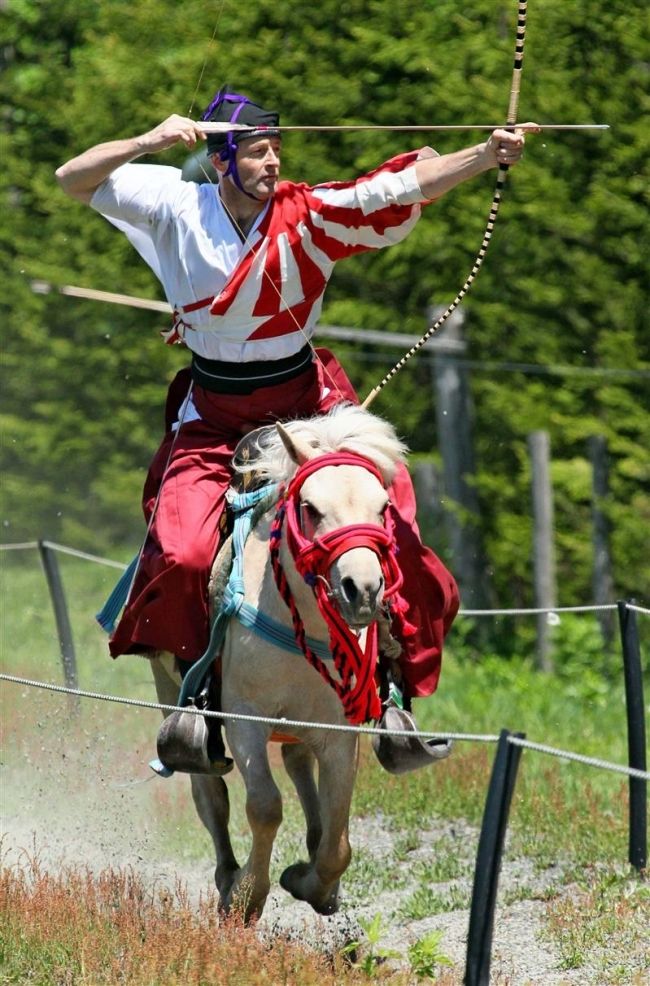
2,0,648,612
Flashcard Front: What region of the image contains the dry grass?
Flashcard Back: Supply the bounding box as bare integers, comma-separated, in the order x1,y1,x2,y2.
1,852,438,986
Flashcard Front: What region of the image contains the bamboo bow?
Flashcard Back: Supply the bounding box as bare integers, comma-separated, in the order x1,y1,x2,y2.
362,0,530,408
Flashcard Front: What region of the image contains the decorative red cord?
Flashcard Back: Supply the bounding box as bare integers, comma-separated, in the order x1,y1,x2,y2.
269,452,413,724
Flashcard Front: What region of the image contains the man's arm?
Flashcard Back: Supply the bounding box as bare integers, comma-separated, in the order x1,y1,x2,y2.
414,126,537,201
55,115,207,205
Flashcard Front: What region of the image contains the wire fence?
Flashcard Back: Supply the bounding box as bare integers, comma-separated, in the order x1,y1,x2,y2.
3,538,644,615
0,672,647,783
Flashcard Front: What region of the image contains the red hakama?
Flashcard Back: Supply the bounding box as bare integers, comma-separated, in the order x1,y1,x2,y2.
109,350,459,699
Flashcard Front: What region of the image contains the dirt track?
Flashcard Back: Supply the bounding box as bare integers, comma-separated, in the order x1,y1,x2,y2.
1,697,612,986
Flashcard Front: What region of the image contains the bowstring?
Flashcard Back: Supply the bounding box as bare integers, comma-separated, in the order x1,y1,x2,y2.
361,0,528,408
187,0,227,118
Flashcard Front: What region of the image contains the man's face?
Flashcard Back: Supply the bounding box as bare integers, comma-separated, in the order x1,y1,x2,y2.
232,135,282,199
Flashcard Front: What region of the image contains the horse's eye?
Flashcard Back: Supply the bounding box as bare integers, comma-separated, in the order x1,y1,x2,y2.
300,501,323,523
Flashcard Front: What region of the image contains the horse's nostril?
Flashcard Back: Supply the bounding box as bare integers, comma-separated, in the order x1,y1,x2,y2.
341,577,359,604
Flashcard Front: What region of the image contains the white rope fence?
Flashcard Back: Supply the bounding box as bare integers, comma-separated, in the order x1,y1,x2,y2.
0,540,129,570
1,672,647,782
2,540,642,617
460,603,618,616
627,603,650,617
1,541,40,551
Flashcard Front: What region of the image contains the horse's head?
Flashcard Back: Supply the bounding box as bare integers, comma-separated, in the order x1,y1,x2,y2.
275,413,403,629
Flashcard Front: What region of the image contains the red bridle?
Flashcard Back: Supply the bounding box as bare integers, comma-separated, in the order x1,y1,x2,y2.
269,451,412,724
285,452,404,595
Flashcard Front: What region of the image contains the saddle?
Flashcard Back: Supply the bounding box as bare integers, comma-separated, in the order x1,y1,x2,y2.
231,424,280,492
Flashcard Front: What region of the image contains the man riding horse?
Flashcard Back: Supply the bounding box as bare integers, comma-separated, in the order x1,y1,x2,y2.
55,89,530,759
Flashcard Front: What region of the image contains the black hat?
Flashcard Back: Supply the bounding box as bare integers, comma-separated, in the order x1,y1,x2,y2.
203,89,280,156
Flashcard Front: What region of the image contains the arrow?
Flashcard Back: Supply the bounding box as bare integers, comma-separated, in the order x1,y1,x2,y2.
197,122,609,134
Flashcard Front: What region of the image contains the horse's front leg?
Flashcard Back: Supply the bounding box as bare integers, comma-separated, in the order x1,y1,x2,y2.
280,733,357,915
190,773,239,899
282,742,321,860
223,714,282,920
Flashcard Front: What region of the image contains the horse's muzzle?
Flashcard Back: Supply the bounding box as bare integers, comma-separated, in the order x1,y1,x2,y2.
330,551,385,628
332,586,384,628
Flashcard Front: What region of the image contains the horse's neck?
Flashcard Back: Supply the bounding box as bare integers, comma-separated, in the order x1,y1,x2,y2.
243,513,329,641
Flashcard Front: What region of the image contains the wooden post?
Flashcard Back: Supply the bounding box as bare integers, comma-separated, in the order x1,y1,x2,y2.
588,436,615,651
527,432,556,672
412,460,447,552
429,308,491,610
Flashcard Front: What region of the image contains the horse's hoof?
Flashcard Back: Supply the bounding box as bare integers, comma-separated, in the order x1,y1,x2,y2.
217,865,269,922
279,860,308,899
215,863,238,903
312,891,340,916
280,862,340,915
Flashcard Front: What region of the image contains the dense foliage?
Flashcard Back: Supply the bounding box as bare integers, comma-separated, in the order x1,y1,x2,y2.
2,0,648,617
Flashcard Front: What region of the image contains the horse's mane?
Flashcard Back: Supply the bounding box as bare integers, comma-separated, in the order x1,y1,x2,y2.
236,403,408,486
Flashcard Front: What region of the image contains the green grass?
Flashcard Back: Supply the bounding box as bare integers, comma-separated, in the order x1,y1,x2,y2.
543,869,650,983
399,883,470,920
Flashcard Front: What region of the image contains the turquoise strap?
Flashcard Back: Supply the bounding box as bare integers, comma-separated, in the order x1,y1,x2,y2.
236,601,331,661
178,484,279,707
99,482,332,722
96,554,139,633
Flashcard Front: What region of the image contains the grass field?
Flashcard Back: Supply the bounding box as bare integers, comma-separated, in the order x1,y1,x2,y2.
1,549,648,984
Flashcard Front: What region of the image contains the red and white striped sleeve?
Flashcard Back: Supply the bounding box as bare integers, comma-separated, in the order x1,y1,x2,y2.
297,151,424,261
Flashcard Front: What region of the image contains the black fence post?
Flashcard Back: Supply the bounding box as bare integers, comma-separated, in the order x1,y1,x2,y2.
464,729,525,986
616,600,647,873
38,540,79,713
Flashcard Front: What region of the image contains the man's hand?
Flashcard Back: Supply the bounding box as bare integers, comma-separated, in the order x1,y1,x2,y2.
414,122,540,201
484,122,540,168
138,115,207,154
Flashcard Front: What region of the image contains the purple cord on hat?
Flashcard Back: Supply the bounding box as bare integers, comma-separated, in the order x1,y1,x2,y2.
201,88,276,200
201,87,251,122
222,99,249,180
201,88,252,130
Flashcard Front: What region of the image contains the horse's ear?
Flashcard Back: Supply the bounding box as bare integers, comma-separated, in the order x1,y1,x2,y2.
276,421,318,465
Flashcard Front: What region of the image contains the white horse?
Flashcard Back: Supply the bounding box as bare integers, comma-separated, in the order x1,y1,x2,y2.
150,404,409,920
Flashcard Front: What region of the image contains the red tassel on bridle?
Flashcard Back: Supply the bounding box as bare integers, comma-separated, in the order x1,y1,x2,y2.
269,452,413,723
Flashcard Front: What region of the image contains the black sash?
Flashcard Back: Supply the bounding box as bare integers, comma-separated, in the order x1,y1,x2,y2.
191,344,313,395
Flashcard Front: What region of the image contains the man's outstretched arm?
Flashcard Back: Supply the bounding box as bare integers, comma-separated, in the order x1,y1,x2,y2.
414,125,538,202
55,115,207,204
